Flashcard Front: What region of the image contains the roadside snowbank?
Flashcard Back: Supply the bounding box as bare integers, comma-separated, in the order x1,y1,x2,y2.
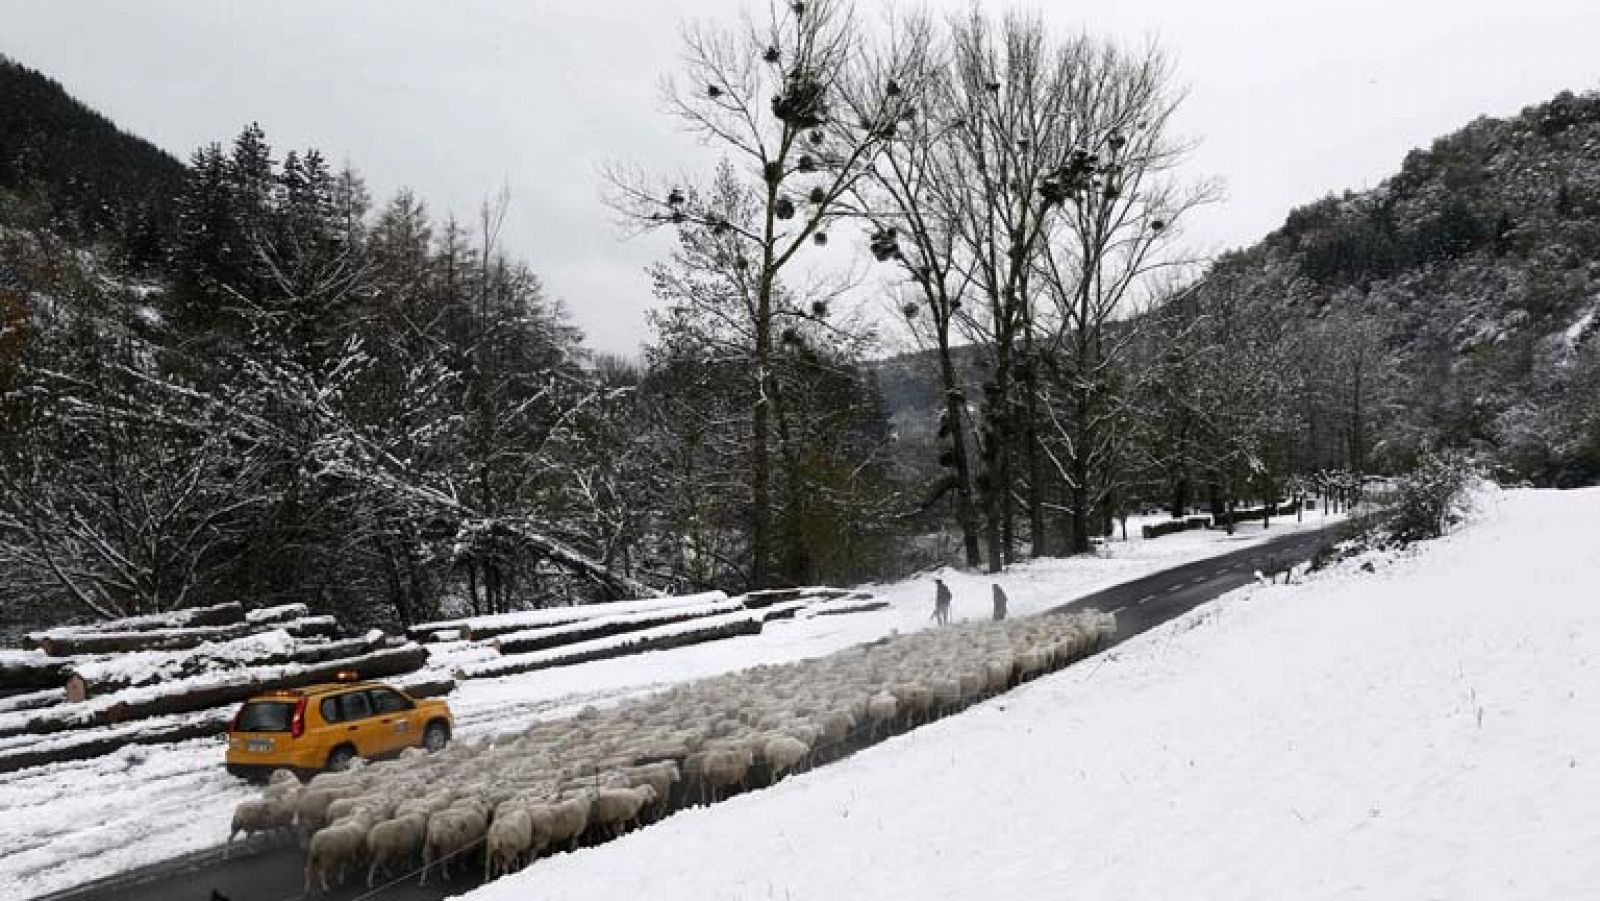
461,488,1600,901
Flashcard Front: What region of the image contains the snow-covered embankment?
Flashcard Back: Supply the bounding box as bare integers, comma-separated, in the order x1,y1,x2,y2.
462,488,1600,901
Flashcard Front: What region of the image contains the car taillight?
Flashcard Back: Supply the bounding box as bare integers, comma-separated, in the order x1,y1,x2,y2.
290,697,308,738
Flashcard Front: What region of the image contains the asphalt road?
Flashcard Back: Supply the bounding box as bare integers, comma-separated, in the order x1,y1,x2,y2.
43,522,1337,901
1051,523,1337,645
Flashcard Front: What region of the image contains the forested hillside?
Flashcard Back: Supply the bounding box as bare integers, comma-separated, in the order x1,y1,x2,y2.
0,55,184,269
874,88,1600,523
0,51,899,638
1190,90,1600,487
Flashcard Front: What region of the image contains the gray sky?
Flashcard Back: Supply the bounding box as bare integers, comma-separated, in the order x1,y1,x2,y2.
4,0,1597,355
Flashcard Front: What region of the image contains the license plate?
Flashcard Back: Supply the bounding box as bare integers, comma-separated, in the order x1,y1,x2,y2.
246,739,274,753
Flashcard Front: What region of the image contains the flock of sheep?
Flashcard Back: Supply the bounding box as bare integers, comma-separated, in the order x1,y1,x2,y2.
228,606,1117,893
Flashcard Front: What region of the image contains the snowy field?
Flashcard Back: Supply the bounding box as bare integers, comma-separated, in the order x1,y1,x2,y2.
0,512,1333,900
460,487,1600,901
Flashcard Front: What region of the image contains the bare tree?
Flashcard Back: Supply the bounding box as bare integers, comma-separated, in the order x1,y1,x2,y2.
848,15,987,568
608,0,919,588
1031,37,1217,552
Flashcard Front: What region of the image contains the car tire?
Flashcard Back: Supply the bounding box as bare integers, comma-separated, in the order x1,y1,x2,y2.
325,745,357,772
423,721,450,753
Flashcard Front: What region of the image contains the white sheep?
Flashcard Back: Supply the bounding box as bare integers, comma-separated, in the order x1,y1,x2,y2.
866,691,898,739
691,747,751,805
419,804,488,885
228,796,296,846
295,786,360,844
304,810,375,893
265,768,301,794
985,657,1014,694
543,793,591,853
763,734,809,782
365,812,427,887
484,806,533,881
590,784,658,839
622,761,680,818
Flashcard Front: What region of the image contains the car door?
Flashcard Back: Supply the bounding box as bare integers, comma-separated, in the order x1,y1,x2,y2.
365,688,417,755
328,690,384,759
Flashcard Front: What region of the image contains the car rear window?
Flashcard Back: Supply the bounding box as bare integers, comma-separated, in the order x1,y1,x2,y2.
236,701,295,733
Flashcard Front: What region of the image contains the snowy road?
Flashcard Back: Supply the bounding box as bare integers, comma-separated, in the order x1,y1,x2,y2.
38,526,1336,901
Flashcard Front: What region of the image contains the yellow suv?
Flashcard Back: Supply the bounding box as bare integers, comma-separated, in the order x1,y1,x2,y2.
225,677,453,779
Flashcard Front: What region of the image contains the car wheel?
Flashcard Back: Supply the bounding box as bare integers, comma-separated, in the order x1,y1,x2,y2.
325,745,357,772
423,721,450,753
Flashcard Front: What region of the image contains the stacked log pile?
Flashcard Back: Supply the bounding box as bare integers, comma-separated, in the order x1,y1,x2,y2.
424,587,885,682
0,604,439,773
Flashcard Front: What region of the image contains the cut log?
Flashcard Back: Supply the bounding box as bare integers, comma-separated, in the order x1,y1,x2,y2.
0,651,79,692
807,599,890,617
38,616,341,657
0,688,65,715
491,599,744,655
409,591,728,643
392,676,456,700
759,601,809,622
40,627,244,657
739,588,804,609
283,616,341,640
739,586,851,609
0,709,233,775
24,603,246,648
459,613,762,681
9,645,429,737
64,630,387,701
246,603,310,625
99,645,429,727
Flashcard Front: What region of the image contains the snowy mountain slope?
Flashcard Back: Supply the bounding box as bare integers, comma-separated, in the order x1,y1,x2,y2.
461,487,1600,901
0,515,1332,899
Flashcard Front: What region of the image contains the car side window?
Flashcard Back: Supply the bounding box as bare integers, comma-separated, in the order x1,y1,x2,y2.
339,691,373,721
320,697,343,724
368,689,413,715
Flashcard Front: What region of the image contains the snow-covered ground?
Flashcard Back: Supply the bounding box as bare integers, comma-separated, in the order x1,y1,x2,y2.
460,487,1600,901
0,512,1333,900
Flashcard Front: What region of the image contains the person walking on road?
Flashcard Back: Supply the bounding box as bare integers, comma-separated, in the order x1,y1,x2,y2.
932,578,952,626
991,583,1008,621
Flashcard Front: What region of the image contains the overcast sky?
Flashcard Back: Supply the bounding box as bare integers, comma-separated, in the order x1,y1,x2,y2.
4,1,1597,355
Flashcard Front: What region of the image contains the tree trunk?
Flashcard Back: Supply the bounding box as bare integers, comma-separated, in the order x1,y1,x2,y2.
1000,443,1016,563
982,426,1004,574
384,543,410,628
1020,325,1047,559
1069,478,1090,556
936,330,983,569
750,255,775,589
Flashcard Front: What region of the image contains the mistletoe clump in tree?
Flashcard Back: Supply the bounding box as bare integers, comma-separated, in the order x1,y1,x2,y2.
609,0,923,588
